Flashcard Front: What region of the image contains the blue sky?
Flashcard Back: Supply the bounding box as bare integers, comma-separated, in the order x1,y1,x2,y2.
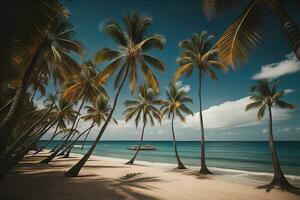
42,0,300,141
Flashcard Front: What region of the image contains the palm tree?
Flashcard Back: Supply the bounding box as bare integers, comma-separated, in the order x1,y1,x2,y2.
34,98,77,154
201,0,300,67
29,73,47,103
246,80,296,189
160,82,193,169
123,84,161,165
40,62,106,163
63,96,118,158
0,17,84,152
174,31,226,174
64,13,165,177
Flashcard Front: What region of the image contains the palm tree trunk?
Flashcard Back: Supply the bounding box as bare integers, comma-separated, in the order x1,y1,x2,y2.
0,99,13,113
58,117,82,157
171,111,186,169
30,87,38,103
80,127,93,151
64,65,130,177
198,70,212,174
125,121,146,165
62,123,95,158
267,0,300,61
34,123,59,155
267,106,292,188
40,96,86,164
0,44,43,153
50,133,69,152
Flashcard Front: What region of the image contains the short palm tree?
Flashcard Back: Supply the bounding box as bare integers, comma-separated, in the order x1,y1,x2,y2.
35,98,77,154
161,82,193,169
63,96,118,157
174,31,226,174
0,17,83,152
123,84,161,165
201,0,300,67
246,80,296,189
64,13,165,177
80,96,118,150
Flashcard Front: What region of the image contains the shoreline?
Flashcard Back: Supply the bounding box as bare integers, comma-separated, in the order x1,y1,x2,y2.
51,148,300,187
0,151,299,200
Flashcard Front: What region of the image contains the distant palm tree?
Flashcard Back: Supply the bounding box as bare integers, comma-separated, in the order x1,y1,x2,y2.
174,31,226,174
246,80,295,189
63,96,118,158
35,98,77,154
201,0,300,67
0,18,84,152
161,82,193,169
64,13,165,177
123,84,161,165
40,62,106,163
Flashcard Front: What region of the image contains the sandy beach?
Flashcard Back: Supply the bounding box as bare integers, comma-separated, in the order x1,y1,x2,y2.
0,151,299,200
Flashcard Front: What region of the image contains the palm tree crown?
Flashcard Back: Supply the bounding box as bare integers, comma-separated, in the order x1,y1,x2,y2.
246,80,296,119
81,97,117,126
161,82,193,121
94,13,166,93
123,84,161,127
174,31,226,81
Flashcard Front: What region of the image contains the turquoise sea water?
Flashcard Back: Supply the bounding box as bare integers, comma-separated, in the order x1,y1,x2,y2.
39,141,300,177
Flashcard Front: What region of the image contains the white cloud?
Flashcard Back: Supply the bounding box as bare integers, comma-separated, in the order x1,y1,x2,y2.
252,53,300,80
284,88,295,94
182,96,294,130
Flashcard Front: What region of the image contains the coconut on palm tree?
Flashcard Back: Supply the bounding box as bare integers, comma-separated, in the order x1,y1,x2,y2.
246,80,296,189
161,82,193,169
174,31,226,174
201,0,300,67
123,84,161,165
64,13,165,177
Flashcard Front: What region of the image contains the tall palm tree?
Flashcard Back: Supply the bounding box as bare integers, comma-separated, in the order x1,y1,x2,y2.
123,84,161,165
161,82,193,169
246,80,295,189
64,13,165,177
0,17,83,152
40,62,106,163
29,73,47,102
201,0,300,67
174,31,226,174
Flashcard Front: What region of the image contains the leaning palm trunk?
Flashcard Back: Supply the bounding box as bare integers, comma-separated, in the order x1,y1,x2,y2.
0,98,13,113
34,123,59,155
126,122,146,165
171,112,186,169
40,96,85,164
0,45,43,152
80,128,93,150
62,123,95,158
0,117,57,179
64,65,130,177
198,70,212,174
267,106,292,188
50,133,69,152
0,98,55,166
59,118,82,157
269,1,300,61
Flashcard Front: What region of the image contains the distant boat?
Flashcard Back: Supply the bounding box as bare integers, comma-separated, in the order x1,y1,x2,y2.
128,144,156,151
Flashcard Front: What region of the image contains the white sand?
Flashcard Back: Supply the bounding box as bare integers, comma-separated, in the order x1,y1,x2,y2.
0,151,299,200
